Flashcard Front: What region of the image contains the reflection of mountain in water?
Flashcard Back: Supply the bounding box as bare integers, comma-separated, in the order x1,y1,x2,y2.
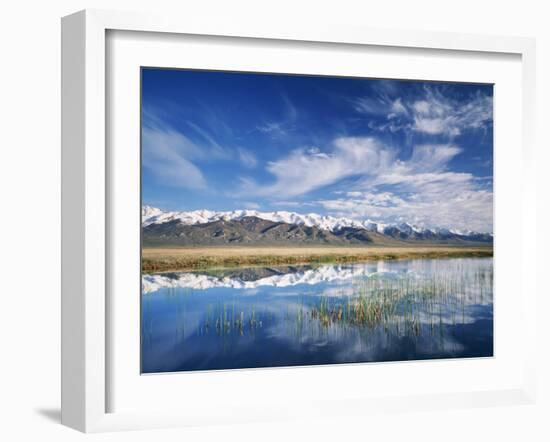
144,264,369,293
142,262,410,294
196,265,314,281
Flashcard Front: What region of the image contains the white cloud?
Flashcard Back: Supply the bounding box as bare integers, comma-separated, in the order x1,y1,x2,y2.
355,85,493,138
412,100,431,114
274,202,300,208
411,89,492,136
352,96,390,115
243,201,261,209
390,98,408,116
142,126,206,189
256,122,286,135
413,117,461,136
318,186,493,232
255,93,298,137
142,110,264,187
272,200,315,208
238,135,492,231
239,137,395,198
238,148,258,168
313,141,492,231
306,146,322,155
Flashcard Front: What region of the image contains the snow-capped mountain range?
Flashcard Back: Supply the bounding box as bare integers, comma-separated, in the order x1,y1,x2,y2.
142,205,492,239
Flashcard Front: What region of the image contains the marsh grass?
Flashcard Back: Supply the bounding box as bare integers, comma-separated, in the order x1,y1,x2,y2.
142,246,493,272
307,265,493,339
188,261,493,342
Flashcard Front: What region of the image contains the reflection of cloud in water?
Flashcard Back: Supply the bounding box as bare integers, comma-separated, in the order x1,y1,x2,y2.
258,303,472,363
331,329,467,363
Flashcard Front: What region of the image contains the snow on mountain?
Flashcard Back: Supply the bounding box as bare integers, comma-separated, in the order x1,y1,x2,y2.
142,205,377,231
141,205,491,238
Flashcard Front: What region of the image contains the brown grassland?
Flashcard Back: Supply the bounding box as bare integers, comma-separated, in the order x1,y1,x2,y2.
142,245,493,273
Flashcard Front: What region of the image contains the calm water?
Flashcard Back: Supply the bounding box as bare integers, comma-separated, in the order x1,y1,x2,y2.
141,257,493,373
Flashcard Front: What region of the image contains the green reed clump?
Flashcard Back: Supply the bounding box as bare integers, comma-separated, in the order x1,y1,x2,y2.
308,263,492,337
199,303,264,337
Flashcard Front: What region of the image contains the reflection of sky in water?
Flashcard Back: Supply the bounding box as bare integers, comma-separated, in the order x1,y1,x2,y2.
141,258,493,373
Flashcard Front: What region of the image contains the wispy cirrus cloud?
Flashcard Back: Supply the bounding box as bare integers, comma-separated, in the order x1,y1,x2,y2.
142,121,207,189
239,137,464,198
256,122,287,135
237,148,258,168
239,137,395,198
143,108,262,188
354,84,493,138
255,93,298,138
411,89,492,136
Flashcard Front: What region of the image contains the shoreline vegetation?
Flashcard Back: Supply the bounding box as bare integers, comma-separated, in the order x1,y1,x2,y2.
142,245,493,273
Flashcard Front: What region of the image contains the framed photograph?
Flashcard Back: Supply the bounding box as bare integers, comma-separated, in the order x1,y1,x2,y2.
61,9,537,432
140,68,496,374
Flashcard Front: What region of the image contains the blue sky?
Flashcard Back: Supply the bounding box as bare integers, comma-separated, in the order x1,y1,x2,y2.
142,68,493,232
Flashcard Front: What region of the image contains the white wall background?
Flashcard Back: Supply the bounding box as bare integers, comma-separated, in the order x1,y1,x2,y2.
0,1,547,440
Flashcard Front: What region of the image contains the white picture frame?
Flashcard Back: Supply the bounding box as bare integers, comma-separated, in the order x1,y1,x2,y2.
61,9,537,433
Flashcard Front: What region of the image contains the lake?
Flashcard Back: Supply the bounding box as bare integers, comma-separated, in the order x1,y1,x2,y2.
141,257,493,373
